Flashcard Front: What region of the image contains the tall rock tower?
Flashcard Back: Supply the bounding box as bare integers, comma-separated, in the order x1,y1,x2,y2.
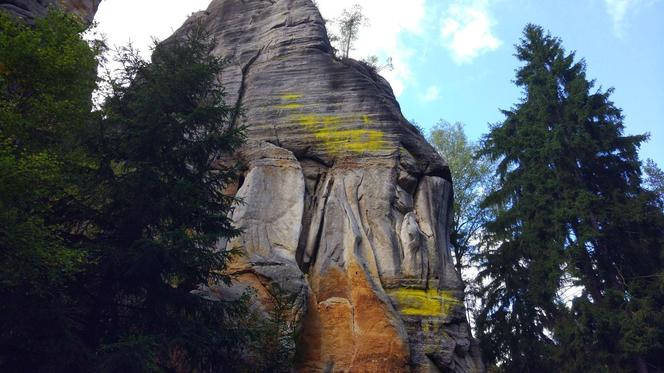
180,0,485,371
0,0,482,370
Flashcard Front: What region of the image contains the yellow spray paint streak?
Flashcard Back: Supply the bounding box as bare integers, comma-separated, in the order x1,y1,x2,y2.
293,113,390,154
273,92,392,154
388,288,460,317
275,103,305,110
280,93,304,101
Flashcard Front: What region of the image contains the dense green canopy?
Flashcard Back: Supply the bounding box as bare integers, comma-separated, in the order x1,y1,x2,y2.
476,24,664,373
0,10,253,371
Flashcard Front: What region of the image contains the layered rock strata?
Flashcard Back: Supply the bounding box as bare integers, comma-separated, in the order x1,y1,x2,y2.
0,0,99,24
175,0,485,371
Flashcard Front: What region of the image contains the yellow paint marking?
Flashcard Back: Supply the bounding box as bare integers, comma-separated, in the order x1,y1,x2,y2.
280,93,303,101
388,288,460,317
272,92,389,154
275,103,305,110
292,114,390,154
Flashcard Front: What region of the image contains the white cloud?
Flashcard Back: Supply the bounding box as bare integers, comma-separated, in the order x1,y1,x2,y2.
605,0,634,37
439,0,501,64
94,0,211,59
316,0,427,96
603,0,657,38
420,85,440,102
94,0,428,97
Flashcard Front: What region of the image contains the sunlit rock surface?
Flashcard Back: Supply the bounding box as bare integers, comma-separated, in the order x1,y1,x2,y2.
172,0,485,371
0,0,100,24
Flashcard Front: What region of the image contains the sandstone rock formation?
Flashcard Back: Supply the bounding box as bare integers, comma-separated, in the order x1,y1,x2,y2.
175,0,484,371
0,0,99,24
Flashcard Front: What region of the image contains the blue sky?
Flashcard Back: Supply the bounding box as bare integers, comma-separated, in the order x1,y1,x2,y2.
332,0,664,166
96,0,663,165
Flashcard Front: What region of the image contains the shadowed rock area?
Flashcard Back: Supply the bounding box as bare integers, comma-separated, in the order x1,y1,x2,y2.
170,0,485,371
0,0,99,24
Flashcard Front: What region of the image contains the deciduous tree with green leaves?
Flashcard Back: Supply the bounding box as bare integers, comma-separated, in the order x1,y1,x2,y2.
476,24,664,373
0,10,100,369
336,4,367,59
429,120,494,277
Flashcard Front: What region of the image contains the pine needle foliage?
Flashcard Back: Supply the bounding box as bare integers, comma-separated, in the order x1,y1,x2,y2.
476,24,664,373
1,11,251,371
81,26,247,371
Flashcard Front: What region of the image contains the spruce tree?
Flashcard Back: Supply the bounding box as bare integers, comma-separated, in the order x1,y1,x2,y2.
79,28,248,371
1,11,252,370
476,24,664,372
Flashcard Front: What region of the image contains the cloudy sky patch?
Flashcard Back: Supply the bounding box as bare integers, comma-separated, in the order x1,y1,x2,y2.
420,86,441,103
440,0,501,64
603,0,659,37
316,0,426,97
93,0,664,167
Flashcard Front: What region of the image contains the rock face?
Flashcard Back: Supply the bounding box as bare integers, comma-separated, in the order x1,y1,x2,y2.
172,0,485,371
0,0,99,24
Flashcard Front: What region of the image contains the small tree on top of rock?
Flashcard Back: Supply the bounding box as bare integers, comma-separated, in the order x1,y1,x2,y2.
336,4,368,59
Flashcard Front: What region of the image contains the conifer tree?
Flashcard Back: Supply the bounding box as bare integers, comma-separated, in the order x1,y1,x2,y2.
1,11,252,370
80,28,248,371
476,24,664,372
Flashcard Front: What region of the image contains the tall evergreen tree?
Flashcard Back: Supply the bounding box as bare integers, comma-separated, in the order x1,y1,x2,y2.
1,11,252,371
643,159,664,207
77,29,248,371
476,24,664,372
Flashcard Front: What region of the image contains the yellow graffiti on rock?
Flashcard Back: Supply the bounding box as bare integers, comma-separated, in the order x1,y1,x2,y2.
388,288,460,317
273,92,391,154
275,103,305,110
279,93,304,101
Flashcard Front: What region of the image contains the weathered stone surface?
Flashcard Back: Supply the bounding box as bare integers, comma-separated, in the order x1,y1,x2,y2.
0,0,100,24
171,0,485,371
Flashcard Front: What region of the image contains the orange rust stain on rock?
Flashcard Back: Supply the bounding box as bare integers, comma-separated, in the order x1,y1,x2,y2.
297,263,409,372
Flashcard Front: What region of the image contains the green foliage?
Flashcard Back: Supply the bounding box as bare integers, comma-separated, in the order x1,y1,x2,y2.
0,10,98,370
644,159,664,206
253,284,300,372
429,120,494,276
335,4,367,59
359,55,393,75
476,24,664,372
0,10,99,152
81,27,247,371
0,11,254,371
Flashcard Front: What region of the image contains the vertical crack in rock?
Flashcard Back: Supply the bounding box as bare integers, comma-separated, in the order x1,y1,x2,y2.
297,171,333,272
230,46,266,129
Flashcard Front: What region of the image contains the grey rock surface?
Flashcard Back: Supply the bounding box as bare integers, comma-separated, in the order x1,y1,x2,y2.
170,0,484,371
0,0,100,24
